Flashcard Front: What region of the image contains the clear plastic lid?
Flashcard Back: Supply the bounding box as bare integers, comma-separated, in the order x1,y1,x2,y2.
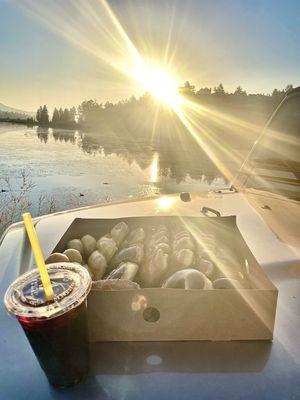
4,262,92,320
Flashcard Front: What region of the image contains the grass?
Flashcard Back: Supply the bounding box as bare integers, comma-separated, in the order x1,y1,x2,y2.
0,169,57,236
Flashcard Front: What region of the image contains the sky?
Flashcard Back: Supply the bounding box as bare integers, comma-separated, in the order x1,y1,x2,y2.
0,0,300,112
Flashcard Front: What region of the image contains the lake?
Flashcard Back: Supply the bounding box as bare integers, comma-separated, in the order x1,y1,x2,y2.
0,123,248,223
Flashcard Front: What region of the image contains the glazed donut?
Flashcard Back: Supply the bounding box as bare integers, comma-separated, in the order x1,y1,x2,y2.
196,258,214,279
213,278,243,289
110,222,129,246
81,234,96,256
66,239,84,255
162,269,212,289
88,250,107,280
63,248,83,265
45,252,69,264
108,262,139,281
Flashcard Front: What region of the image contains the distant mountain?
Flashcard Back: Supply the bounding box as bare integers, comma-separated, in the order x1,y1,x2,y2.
0,102,35,117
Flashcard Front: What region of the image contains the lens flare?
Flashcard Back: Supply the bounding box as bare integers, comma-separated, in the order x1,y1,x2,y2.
133,65,179,107
17,0,267,187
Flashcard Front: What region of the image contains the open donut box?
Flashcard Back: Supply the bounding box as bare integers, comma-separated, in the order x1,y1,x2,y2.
52,215,278,342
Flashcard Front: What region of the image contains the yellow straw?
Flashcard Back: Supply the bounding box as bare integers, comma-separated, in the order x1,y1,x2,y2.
23,213,54,302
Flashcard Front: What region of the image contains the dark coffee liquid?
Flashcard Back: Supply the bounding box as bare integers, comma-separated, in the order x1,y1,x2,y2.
18,302,89,387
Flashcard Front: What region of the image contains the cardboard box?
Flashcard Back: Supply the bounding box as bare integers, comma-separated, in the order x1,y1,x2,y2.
52,216,278,342
90,341,272,373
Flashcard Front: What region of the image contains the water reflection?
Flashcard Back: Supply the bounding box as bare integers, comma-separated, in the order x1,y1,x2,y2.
0,124,230,226
37,127,50,144
52,128,77,144
49,128,225,186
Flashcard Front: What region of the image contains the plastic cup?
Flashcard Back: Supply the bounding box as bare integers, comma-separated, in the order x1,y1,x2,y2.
4,262,92,388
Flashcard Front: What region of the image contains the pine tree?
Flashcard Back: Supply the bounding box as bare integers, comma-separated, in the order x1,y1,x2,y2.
58,108,64,123
196,87,212,95
285,84,293,93
40,105,49,125
234,86,247,96
178,81,195,96
272,88,285,98
36,106,43,123
52,108,59,125
63,108,71,123
69,106,77,123
213,83,225,95
104,101,114,109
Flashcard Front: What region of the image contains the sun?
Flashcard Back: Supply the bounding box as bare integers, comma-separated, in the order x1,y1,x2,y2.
134,65,179,107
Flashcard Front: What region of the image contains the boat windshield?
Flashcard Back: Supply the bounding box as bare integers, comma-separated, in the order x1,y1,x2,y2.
238,94,300,201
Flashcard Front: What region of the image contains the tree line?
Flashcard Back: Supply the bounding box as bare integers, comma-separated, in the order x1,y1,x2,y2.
177,81,293,98
36,82,294,127
1,81,293,129
35,105,77,128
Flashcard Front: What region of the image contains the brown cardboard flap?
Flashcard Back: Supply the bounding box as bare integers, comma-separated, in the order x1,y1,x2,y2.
90,340,272,374
87,288,277,342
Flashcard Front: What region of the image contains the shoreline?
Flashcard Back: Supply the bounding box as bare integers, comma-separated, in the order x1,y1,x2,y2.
0,118,80,131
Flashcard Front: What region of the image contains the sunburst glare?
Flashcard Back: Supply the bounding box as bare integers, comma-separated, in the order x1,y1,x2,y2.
17,0,271,185
133,65,179,107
